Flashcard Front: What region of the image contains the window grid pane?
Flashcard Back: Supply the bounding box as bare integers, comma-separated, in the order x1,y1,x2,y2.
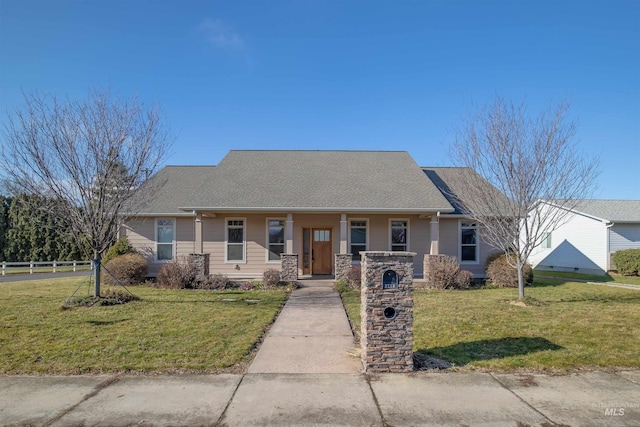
460,222,477,262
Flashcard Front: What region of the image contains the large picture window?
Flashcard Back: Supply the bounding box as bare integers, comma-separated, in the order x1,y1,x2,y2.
350,220,367,261
390,220,408,251
267,219,285,261
226,219,245,262
460,221,478,262
156,218,175,261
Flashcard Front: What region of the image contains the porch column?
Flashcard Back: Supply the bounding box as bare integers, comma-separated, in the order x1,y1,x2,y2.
194,211,203,253
430,214,439,255
340,213,348,254
285,213,294,253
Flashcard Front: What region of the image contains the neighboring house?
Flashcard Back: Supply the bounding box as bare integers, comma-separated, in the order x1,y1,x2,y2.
122,150,503,279
528,200,640,275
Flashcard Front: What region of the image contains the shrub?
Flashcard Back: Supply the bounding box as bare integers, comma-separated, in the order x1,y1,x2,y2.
102,254,148,287
103,236,137,264
345,266,361,289
454,270,474,289
334,279,350,294
427,255,464,290
198,273,231,290
156,259,197,289
262,269,282,289
612,249,640,276
486,253,533,288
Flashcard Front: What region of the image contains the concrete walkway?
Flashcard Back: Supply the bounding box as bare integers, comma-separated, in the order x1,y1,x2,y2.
248,280,362,373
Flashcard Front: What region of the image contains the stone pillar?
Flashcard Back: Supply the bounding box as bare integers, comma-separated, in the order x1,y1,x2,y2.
340,213,348,254
285,214,294,254
189,253,210,280
281,253,298,282
335,253,353,281
360,251,415,373
430,214,439,255
423,254,446,286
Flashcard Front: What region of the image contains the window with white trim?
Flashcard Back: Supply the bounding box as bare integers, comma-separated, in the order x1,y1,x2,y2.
156,218,175,261
541,232,552,249
267,219,285,261
390,220,408,251
460,221,478,262
226,219,245,262
349,220,367,261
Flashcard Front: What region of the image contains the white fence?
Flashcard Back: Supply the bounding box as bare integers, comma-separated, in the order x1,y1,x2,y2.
1,260,92,276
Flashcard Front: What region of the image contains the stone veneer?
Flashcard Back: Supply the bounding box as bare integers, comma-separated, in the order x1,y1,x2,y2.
360,251,415,373
423,254,447,287
188,253,210,280
334,253,353,281
280,254,299,282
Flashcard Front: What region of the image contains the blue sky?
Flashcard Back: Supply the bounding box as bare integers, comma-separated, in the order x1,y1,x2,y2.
1,0,638,199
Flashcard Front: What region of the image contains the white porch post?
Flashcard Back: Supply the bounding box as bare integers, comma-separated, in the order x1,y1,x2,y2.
340,213,348,254
194,211,203,253
430,214,440,255
285,213,294,253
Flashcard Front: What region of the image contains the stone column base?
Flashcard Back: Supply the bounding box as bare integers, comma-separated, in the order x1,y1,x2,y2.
281,254,299,282
335,253,353,281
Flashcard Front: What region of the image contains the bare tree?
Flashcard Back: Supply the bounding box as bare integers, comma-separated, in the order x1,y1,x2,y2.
1,89,172,296
450,96,599,299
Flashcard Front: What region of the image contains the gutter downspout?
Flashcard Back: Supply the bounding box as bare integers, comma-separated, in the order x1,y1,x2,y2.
605,221,614,272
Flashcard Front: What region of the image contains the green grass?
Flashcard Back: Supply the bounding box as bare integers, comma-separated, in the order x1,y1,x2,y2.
535,270,640,286
0,277,288,374
339,279,640,372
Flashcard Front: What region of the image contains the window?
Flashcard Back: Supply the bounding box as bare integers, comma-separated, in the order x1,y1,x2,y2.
541,232,552,249
156,218,174,261
350,220,367,261
226,219,245,262
267,219,285,261
390,220,408,251
460,221,478,263
314,230,330,241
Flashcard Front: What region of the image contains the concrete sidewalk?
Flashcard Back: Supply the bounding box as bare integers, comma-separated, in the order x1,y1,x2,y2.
248,280,361,374
1,371,639,426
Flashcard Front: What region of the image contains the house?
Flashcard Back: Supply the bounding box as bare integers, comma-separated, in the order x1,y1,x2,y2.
528,199,640,275
122,150,503,280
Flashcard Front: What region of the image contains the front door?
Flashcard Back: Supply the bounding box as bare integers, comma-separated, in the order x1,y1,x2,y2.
303,228,332,275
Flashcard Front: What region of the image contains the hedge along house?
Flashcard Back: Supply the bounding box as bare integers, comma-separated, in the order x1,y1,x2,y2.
122,150,503,281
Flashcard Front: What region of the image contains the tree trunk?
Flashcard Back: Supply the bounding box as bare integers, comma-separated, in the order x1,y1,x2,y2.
93,251,101,297
517,261,525,300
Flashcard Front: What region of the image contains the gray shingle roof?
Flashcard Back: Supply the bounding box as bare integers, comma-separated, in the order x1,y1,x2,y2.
135,166,216,215
570,200,640,223
422,167,511,216
183,150,454,211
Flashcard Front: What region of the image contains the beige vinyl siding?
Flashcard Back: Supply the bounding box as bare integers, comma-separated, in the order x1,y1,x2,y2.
438,217,497,278
203,214,275,277
125,213,496,278
124,216,195,276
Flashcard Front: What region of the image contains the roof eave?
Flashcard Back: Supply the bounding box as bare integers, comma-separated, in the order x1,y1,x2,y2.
178,206,455,213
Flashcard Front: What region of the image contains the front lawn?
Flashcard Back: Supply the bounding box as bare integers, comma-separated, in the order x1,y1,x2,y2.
0,277,288,374
340,279,640,371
